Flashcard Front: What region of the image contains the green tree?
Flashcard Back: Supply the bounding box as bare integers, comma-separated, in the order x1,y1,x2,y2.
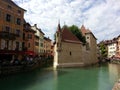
99,43,107,59
68,25,86,43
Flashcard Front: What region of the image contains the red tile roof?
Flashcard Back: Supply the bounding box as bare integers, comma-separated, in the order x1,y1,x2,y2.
101,39,117,45
61,27,82,44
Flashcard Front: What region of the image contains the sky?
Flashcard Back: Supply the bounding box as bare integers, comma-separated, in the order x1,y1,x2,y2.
12,0,120,42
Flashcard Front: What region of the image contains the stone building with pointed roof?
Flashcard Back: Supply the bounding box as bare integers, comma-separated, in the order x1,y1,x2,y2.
54,23,98,68
81,25,98,65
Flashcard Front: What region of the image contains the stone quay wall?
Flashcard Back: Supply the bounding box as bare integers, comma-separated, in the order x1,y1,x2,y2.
112,79,120,90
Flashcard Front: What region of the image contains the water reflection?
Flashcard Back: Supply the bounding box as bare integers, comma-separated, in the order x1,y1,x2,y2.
54,68,99,90
0,70,42,90
108,64,120,83
98,64,111,90
0,64,120,90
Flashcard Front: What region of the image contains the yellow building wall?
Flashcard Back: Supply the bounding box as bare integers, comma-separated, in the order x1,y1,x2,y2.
39,33,44,55
57,42,84,67
34,37,39,55
54,33,98,68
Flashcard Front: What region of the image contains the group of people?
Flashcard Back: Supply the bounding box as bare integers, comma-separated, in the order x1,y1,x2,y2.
0,54,53,67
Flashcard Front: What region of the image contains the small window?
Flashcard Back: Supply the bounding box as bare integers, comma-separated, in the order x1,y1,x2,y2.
7,5,12,9
5,26,10,32
23,33,25,40
57,43,59,47
28,34,32,39
86,37,89,39
16,18,21,25
41,43,43,47
15,42,19,51
70,51,72,56
6,14,11,22
18,10,21,14
35,42,39,46
16,29,20,36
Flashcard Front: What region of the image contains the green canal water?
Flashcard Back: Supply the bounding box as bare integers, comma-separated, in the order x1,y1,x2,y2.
0,63,120,90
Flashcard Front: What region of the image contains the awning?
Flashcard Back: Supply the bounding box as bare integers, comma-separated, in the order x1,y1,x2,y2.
24,51,36,56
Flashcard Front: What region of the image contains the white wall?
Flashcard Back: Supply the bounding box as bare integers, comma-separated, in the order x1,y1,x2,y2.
107,43,117,58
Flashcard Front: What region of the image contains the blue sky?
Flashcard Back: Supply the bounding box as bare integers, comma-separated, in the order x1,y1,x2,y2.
12,0,120,42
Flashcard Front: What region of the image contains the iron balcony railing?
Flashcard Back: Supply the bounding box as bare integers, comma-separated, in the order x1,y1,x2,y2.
0,31,17,40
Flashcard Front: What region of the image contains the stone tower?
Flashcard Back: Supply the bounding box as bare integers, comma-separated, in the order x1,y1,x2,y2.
53,22,62,68
81,25,98,64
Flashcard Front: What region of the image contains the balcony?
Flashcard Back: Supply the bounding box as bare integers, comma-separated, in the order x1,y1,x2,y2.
0,31,17,40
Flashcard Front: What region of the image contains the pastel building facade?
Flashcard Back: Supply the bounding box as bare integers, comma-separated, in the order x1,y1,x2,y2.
0,0,25,51
23,22,36,56
116,35,120,56
31,24,45,55
0,0,26,60
107,42,117,58
44,37,52,56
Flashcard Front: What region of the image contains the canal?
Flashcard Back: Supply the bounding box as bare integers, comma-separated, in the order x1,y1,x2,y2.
0,63,120,90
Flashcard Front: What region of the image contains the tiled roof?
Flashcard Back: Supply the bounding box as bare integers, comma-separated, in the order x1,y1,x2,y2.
100,39,117,45
61,27,81,44
3,0,26,11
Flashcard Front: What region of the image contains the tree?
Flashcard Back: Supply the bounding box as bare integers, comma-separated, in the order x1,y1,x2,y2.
68,25,86,43
99,43,107,59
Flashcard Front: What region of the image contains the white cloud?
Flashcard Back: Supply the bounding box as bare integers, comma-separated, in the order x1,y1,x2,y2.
12,0,120,42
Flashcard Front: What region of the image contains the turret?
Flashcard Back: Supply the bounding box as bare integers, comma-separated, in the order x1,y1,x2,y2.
56,22,62,52
53,22,62,68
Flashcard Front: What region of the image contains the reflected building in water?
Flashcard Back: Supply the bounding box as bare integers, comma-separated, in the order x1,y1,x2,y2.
108,64,120,83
